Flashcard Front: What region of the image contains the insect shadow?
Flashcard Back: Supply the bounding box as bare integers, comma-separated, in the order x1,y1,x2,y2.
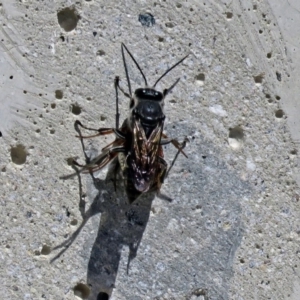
51,44,188,299
51,125,156,299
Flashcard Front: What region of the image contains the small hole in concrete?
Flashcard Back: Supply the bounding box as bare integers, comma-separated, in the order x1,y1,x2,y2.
70,219,78,226
267,52,272,59
253,74,264,84
176,3,182,8
226,12,233,19
67,157,75,165
259,29,263,34
41,244,51,255
11,144,27,165
9,75,13,79
12,286,18,292
51,103,56,109
71,104,81,115
100,115,107,121
195,73,205,85
228,126,244,150
86,97,92,101
138,13,155,27
276,71,281,82
229,126,244,139
158,37,164,42
55,90,63,99
36,129,41,133
275,109,284,118
57,6,80,32
74,283,90,299
65,207,71,217
97,292,109,300
165,22,175,28
96,50,105,56
240,258,245,263
290,149,297,155
50,129,55,134
192,288,207,297
275,95,281,100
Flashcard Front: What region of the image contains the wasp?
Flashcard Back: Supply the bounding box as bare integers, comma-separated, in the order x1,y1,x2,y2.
63,44,188,203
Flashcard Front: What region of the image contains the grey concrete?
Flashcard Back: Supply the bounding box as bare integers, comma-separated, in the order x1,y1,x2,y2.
1,0,300,299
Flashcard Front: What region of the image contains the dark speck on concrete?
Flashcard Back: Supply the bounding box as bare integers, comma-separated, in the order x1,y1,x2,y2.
138,13,155,27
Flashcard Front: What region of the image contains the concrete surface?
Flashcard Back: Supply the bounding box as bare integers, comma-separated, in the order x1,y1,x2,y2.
1,0,300,299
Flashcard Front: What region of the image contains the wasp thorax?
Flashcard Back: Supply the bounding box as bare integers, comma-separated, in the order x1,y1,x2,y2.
133,100,164,125
135,88,163,101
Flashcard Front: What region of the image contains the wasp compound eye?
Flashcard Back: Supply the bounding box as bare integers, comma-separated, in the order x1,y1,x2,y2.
135,88,163,101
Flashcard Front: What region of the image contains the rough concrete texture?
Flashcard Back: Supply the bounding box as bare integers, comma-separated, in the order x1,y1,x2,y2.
1,0,300,299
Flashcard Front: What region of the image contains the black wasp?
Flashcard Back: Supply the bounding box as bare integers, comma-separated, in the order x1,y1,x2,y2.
63,43,188,203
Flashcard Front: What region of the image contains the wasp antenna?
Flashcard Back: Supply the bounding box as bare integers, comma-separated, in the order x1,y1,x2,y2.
121,43,148,87
153,54,188,88
163,78,180,97
121,44,132,96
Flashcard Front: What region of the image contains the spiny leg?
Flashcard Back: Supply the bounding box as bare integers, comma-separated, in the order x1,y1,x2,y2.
73,119,115,167
114,76,120,129
60,146,125,180
161,133,188,158
115,76,131,99
165,136,189,179
79,146,126,175
74,120,90,163
155,158,173,202
75,120,125,139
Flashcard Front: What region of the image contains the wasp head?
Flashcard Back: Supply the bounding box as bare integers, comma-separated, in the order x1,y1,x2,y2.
131,88,165,138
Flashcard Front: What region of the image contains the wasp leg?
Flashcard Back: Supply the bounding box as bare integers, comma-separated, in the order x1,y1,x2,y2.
111,160,120,192
164,137,189,179
74,120,126,139
156,157,173,202
161,134,189,158
60,146,126,180
115,76,131,99
81,146,125,173
114,76,120,129
102,137,124,151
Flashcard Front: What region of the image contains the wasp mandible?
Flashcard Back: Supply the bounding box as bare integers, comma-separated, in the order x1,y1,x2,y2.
63,44,188,203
